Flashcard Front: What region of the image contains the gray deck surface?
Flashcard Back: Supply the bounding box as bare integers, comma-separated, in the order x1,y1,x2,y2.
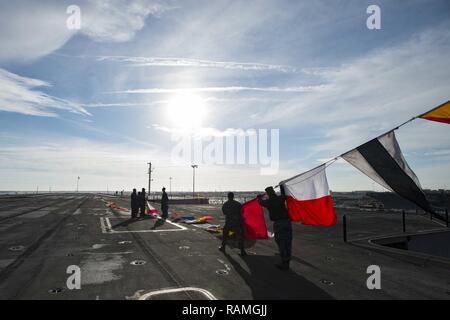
0,194,449,300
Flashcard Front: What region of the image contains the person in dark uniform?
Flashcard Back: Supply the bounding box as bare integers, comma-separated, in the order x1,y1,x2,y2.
161,187,169,220
137,191,142,216
219,192,247,256
139,188,146,218
258,186,292,270
130,189,138,218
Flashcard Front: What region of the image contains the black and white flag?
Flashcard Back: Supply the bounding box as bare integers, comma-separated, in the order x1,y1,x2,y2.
342,131,432,213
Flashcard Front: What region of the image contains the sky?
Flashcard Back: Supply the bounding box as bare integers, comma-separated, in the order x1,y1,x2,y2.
0,0,449,192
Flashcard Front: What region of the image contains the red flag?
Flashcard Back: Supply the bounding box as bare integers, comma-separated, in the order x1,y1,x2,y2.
242,198,268,240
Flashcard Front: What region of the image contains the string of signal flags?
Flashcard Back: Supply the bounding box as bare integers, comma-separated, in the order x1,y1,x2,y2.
146,101,449,242
251,100,450,229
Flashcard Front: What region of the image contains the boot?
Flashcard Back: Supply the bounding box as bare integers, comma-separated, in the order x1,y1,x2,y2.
218,246,226,253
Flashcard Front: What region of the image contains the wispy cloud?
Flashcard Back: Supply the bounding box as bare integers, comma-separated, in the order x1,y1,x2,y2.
110,85,326,94
96,55,297,73
0,68,90,117
83,96,290,108
82,102,163,108
151,124,251,138
81,0,170,43
274,26,449,124
0,136,295,191
0,0,169,63
0,137,164,190
250,25,450,139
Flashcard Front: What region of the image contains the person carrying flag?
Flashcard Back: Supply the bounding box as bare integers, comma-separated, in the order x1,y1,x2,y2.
258,186,292,270
219,192,247,256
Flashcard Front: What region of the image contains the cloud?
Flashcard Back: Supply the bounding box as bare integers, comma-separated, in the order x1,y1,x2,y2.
0,0,168,63
188,24,450,190
96,55,297,72
0,135,294,191
83,96,289,109
0,68,90,117
151,124,252,138
249,25,450,152
111,85,325,94
0,138,162,190
80,0,168,43
0,1,74,63
83,102,163,108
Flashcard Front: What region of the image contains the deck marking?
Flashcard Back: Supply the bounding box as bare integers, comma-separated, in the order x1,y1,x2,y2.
100,216,187,234
138,287,217,300
85,251,134,255
217,259,232,271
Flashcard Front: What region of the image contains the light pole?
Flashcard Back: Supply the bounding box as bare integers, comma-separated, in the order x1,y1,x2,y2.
169,177,172,199
191,165,198,198
147,162,153,199
76,176,80,192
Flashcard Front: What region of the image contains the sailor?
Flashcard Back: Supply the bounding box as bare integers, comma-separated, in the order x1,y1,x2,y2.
161,187,169,220
130,188,138,218
219,192,247,256
139,188,146,218
258,186,292,270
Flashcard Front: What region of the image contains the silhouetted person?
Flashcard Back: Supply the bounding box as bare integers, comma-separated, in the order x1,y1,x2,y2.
219,192,247,256
130,189,138,218
137,191,142,216
161,187,169,220
139,188,146,218
258,186,292,270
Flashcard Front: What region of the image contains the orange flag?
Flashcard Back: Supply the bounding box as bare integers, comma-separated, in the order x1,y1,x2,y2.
420,101,450,124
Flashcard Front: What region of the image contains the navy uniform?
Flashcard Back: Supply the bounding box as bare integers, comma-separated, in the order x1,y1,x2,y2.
219,192,247,256
139,188,146,218
161,187,169,219
130,189,138,218
258,186,292,270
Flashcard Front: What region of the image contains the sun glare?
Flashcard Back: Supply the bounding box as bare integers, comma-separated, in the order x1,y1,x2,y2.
166,92,207,129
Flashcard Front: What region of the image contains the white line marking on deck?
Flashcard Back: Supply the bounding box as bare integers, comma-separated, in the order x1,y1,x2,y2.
99,216,188,234
138,287,217,300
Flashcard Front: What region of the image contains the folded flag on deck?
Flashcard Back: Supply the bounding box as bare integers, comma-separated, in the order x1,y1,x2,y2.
419,100,450,124
280,165,337,226
146,201,158,215
342,131,432,213
241,198,268,240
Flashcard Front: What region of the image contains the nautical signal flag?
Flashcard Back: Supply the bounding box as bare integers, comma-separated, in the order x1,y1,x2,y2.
419,100,450,124
342,131,433,213
280,165,337,226
241,198,268,240
146,201,158,216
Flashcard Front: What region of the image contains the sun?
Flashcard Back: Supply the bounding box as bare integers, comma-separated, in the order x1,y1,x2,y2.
166,92,207,129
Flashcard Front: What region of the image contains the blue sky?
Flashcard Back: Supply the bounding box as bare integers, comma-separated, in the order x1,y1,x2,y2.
0,0,449,192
